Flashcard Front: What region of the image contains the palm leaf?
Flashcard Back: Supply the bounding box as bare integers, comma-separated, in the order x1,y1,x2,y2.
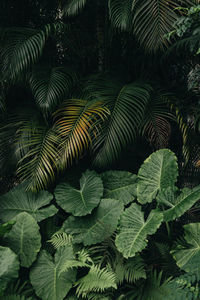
88,78,151,168
64,0,87,16
108,0,133,31
132,0,190,52
54,99,109,168
75,265,117,297
0,25,52,81
16,123,60,191
28,66,77,114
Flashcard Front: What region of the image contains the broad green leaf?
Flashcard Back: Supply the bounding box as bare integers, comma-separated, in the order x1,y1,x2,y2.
158,186,200,222
137,149,178,204
62,199,124,245
30,246,76,300
3,212,41,267
0,221,15,237
55,170,103,216
171,223,200,275
0,246,19,292
101,171,137,205
115,203,163,258
0,185,57,222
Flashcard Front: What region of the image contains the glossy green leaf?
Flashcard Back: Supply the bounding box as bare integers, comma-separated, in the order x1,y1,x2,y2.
62,198,124,245
171,223,200,275
115,203,163,258
0,246,19,293
137,149,178,204
3,212,41,267
0,184,57,222
30,246,76,300
101,171,137,205
55,170,103,216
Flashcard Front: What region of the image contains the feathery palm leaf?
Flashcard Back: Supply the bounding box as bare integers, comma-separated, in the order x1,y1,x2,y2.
88,78,151,168
54,99,109,168
132,0,190,52
16,123,60,191
28,66,77,114
0,25,52,81
108,0,133,31
64,0,87,16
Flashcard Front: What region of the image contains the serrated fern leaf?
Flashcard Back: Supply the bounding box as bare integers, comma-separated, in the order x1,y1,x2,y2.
75,265,117,297
48,232,73,249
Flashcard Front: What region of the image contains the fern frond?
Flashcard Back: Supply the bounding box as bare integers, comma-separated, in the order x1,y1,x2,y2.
75,265,117,297
48,232,73,249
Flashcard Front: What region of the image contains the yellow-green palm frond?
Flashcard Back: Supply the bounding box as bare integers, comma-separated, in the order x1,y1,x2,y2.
54,99,109,169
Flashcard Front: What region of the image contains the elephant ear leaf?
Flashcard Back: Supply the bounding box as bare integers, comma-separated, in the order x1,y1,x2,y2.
0,184,57,223
171,223,200,275
115,203,163,258
62,198,124,245
137,149,178,204
55,170,103,217
0,246,19,293
3,212,41,267
101,171,137,205
30,246,76,300
158,186,200,222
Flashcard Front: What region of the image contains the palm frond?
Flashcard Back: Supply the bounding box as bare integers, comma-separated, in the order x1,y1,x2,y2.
75,265,117,297
16,123,60,191
88,78,152,168
48,232,73,249
108,0,133,31
54,98,109,169
28,66,77,114
132,0,183,52
0,25,52,81
64,0,87,16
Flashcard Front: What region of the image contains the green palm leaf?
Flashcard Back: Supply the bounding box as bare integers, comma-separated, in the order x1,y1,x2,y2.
54,98,109,168
75,265,117,297
64,0,87,16
0,184,57,223
132,0,191,52
55,170,103,216
29,66,76,114
1,25,52,81
115,203,163,258
108,0,133,31
137,149,178,204
16,123,60,191
88,78,151,168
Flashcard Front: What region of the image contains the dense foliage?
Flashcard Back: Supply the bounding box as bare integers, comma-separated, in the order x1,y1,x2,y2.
0,149,200,299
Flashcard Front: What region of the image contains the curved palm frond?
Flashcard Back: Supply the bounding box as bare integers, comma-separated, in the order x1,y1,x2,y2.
54,98,109,169
64,0,88,16
0,25,52,81
108,0,133,31
16,122,60,191
28,66,77,114
142,91,173,149
132,0,186,52
87,78,152,168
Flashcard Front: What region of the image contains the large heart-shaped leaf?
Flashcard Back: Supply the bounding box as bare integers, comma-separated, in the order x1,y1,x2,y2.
62,198,124,245
3,212,41,267
55,170,103,216
0,246,19,293
158,186,200,222
101,171,137,205
137,149,178,204
171,223,200,275
30,246,76,300
115,203,163,258
0,184,57,222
